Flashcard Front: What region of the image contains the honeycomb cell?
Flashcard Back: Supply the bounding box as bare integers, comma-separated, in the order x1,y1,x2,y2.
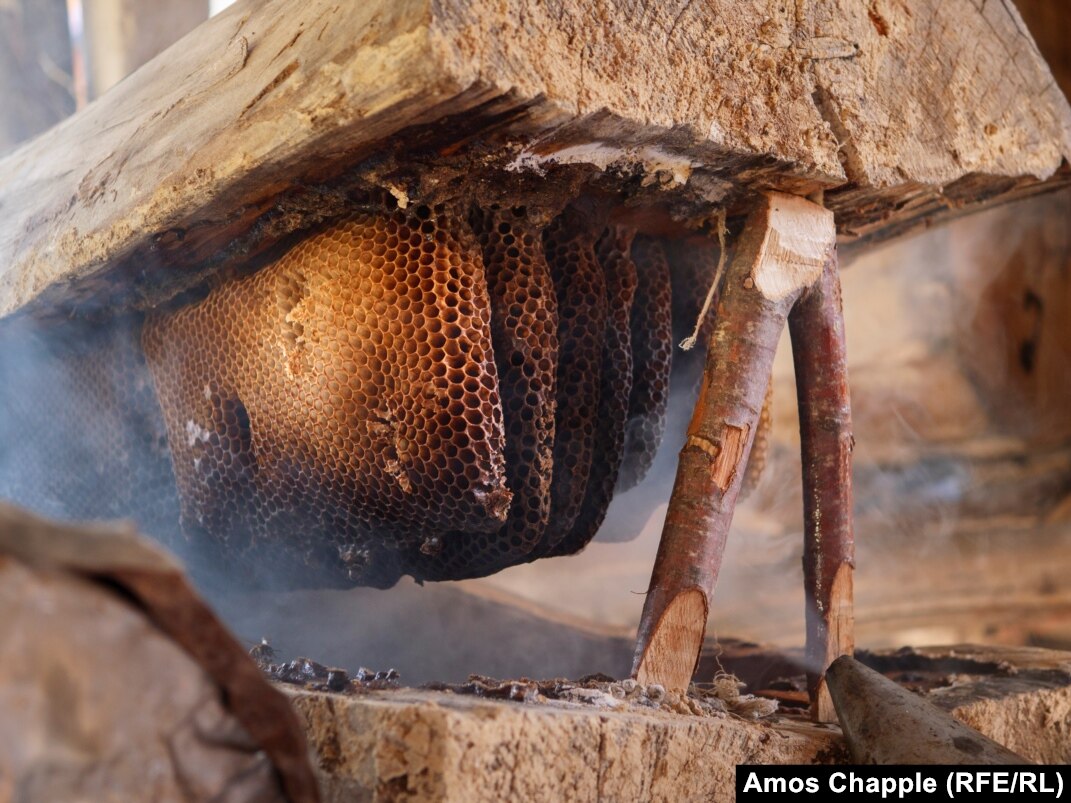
408,205,559,580
143,205,510,588
0,314,180,544
617,235,673,492
539,206,607,550
551,224,637,557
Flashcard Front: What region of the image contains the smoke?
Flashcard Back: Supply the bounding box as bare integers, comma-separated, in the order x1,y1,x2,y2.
3,191,1071,685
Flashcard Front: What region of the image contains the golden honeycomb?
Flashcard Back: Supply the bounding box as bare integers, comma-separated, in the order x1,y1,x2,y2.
0,198,703,588
617,235,674,492
142,205,511,587
550,224,638,556
407,206,560,580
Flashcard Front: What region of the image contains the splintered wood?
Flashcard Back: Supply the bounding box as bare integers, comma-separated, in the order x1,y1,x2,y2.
633,193,849,720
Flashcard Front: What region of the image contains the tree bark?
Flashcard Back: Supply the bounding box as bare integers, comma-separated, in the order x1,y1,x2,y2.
632,192,836,692
790,251,855,722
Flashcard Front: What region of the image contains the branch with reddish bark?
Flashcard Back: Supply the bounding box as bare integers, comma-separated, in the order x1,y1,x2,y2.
790,250,855,722
632,192,837,693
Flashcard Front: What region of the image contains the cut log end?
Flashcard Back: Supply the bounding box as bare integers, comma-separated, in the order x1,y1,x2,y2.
633,588,708,692
812,564,854,723
750,192,835,302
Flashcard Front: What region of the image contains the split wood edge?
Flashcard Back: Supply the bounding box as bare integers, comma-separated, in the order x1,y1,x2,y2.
632,192,853,723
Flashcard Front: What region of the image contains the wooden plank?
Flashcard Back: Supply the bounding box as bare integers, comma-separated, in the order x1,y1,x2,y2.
0,0,1067,320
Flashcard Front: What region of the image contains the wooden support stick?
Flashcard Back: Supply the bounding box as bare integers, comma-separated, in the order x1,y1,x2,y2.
789,249,855,723
632,193,836,692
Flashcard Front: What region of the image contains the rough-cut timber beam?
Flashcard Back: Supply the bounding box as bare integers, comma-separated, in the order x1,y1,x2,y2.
633,192,836,693
790,251,855,722
0,0,1068,319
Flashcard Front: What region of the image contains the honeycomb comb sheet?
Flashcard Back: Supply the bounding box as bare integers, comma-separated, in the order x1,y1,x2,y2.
0,315,180,542
617,235,674,492
540,207,608,550
408,206,559,580
143,205,510,588
551,225,637,556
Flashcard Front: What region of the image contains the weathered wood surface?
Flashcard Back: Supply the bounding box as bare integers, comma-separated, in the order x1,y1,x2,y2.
0,504,319,803
287,644,1071,801
290,688,843,802
0,0,1067,319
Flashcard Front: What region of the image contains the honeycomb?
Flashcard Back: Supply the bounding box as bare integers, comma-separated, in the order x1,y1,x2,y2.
539,207,608,551
406,206,559,580
0,315,180,542
0,198,710,588
617,235,674,491
142,205,511,588
550,225,638,556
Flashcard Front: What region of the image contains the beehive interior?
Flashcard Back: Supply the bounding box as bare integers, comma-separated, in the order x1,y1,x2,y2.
0,191,751,590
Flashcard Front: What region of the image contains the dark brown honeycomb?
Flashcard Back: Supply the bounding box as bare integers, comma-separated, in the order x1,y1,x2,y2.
617,235,674,492
407,206,559,580
0,315,180,543
142,205,510,588
551,225,637,557
539,207,608,551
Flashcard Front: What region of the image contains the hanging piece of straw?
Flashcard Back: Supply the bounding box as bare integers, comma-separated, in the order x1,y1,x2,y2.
679,209,728,351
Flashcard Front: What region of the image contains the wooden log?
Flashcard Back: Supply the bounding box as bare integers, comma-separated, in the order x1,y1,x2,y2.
0,0,1067,320
632,192,836,692
828,656,1029,764
789,251,854,721
288,644,1071,799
